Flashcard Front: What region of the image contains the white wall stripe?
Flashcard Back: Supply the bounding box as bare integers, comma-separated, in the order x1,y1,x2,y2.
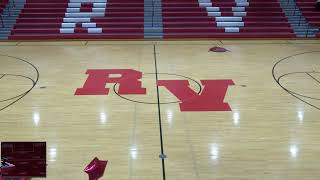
93,3,107,8
82,22,97,28
206,7,220,11
216,17,243,22
208,12,221,17
88,28,102,33
199,2,212,7
236,2,249,6
67,8,80,13
68,3,81,8
198,0,211,3
92,8,106,12
217,22,244,27
235,0,247,2
225,27,240,32
233,12,247,17
65,12,105,18
61,23,76,28
67,8,107,13
68,2,107,7
69,0,107,3
60,28,75,33
63,17,91,23
232,7,246,11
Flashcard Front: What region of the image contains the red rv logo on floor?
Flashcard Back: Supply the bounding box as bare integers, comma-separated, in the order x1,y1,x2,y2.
75,69,234,112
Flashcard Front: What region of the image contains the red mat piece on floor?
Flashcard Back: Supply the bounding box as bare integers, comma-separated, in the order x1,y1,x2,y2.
84,157,108,180
209,46,228,52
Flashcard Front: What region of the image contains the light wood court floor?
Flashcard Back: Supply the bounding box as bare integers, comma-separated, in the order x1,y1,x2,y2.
0,39,320,180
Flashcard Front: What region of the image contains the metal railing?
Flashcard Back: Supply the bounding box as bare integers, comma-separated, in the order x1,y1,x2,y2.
152,0,154,27
0,0,15,27
285,0,314,37
7,0,16,16
0,15,4,27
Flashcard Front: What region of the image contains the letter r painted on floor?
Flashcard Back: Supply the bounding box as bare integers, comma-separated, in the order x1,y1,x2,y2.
75,69,146,95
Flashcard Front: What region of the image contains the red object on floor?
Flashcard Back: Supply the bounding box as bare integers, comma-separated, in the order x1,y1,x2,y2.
84,157,108,180
209,46,228,52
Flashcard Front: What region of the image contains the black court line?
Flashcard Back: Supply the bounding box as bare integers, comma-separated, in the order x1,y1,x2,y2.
0,74,5,80
306,72,320,85
0,74,36,103
0,54,39,112
153,45,166,180
277,71,320,101
272,51,320,111
112,73,202,104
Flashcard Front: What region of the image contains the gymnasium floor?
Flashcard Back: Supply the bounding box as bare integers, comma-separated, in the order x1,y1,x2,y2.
0,39,320,180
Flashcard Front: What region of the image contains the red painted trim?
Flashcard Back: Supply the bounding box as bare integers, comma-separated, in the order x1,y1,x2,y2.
9,34,144,40
163,33,296,38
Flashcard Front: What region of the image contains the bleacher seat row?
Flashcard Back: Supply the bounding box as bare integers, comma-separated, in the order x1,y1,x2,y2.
6,0,317,39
